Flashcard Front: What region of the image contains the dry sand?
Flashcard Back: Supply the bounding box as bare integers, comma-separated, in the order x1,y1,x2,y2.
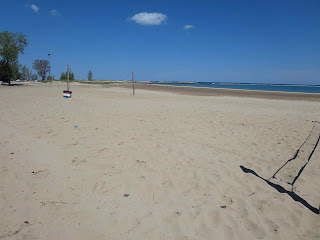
128,83,320,101
0,82,319,239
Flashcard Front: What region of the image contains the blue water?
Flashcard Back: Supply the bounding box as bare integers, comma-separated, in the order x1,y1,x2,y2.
150,82,320,94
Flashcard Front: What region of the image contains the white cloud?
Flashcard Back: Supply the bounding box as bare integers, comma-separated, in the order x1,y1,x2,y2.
30,4,39,13
184,25,194,30
130,12,167,25
49,10,61,16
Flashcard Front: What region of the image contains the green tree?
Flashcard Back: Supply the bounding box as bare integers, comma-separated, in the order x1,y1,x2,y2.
11,62,22,81
88,70,93,80
21,65,32,80
31,73,38,80
60,69,75,80
0,31,28,84
69,70,75,80
21,65,27,80
60,72,66,80
26,68,32,80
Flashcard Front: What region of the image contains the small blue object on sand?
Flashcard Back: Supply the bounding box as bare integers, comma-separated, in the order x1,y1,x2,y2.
74,126,78,128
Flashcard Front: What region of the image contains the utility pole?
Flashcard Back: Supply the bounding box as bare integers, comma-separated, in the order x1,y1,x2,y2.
132,72,135,96
48,54,51,85
67,64,70,91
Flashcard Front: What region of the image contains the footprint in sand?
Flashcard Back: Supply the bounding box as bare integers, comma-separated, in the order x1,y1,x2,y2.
93,181,109,198
136,160,146,169
71,157,87,166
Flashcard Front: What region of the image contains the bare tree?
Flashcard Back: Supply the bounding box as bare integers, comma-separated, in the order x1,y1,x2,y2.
32,59,50,80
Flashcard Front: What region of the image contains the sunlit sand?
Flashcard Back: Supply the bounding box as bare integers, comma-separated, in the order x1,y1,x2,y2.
1,82,319,239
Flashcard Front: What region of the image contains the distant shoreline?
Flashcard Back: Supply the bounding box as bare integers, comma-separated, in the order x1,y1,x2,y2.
120,82,320,101
7,80,320,100
147,81,320,87
144,82,320,94
148,83,320,94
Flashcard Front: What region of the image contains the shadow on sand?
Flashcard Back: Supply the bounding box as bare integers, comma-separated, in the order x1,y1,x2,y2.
272,126,320,186
1,83,27,87
240,165,319,214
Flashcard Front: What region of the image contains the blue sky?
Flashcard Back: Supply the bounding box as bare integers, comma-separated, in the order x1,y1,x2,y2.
1,0,320,84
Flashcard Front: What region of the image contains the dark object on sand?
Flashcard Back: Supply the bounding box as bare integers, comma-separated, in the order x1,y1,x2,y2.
63,90,72,98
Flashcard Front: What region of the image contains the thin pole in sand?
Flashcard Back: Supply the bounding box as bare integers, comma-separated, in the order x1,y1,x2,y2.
132,72,135,96
67,64,70,91
48,53,51,85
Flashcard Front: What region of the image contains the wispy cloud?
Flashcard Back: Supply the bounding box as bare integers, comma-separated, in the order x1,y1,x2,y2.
49,10,61,16
184,25,194,30
130,12,167,25
30,4,39,13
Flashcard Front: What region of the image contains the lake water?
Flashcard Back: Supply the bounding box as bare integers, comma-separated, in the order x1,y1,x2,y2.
150,83,320,94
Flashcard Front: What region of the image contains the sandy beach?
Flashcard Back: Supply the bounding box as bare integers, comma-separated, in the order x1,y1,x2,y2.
128,83,320,101
0,82,319,240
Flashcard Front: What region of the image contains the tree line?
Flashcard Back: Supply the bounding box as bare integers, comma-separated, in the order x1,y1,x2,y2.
0,31,28,84
0,31,95,84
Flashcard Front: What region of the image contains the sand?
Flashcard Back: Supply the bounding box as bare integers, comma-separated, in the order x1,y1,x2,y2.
0,82,319,239
127,83,320,101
